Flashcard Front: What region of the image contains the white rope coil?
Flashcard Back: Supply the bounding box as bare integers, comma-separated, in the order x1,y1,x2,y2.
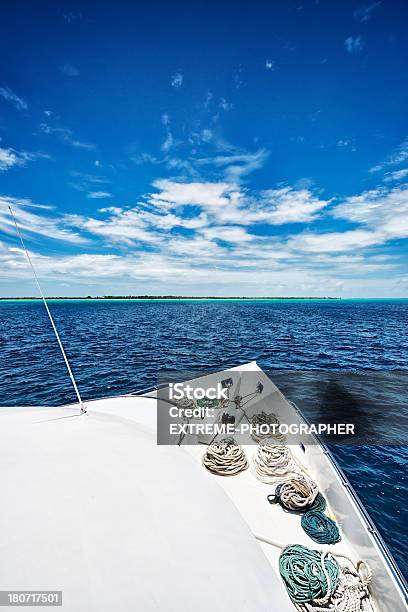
331,557,376,612
278,475,319,511
252,443,300,484
202,438,248,476
295,554,377,612
250,411,286,443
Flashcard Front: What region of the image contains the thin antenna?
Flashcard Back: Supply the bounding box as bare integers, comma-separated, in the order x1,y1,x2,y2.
8,206,86,414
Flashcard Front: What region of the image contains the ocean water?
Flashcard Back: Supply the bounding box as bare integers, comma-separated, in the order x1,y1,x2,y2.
0,298,407,580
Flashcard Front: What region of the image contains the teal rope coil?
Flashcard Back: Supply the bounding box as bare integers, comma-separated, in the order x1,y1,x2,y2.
309,492,326,512
301,492,341,544
301,510,341,545
279,544,340,604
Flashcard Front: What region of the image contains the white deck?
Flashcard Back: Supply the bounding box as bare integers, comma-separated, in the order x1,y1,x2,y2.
0,404,291,611
1,362,407,611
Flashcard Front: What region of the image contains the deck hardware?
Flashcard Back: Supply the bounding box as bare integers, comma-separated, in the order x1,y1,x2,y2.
221,412,235,425
234,395,243,409
221,377,233,389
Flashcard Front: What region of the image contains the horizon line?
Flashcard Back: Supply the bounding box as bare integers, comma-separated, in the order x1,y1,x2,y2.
1,295,408,301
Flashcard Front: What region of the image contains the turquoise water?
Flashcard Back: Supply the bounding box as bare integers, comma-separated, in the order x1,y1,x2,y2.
0,298,407,579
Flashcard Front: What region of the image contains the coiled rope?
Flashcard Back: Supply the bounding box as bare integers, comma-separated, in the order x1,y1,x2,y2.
250,411,286,443
329,559,375,612
301,510,341,545
279,544,377,612
252,443,300,484
202,438,248,476
272,475,319,511
279,544,340,604
302,493,341,545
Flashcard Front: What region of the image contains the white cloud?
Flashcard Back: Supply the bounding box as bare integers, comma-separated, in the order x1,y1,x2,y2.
0,86,28,111
337,137,356,150
146,179,330,230
265,59,276,71
200,129,213,142
69,171,110,185
59,181,251,248
59,63,80,77
288,229,381,253
39,123,95,150
233,68,244,90
353,2,381,22
2,180,407,297
0,196,87,244
0,246,217,285
370,138,408,172
334,185,408,240
131,152,160,165
198,148,269,182
149,179,233,209
141,210,208,230
2,237,403,298
62,10,82,23
165,157,198,177
159,113,176,152
2,171,408,296
0,147,48,172
202,188,330,227
256,188,331,224
79,215,162,246
0,148,21,171
98,207,123,214
204,91,213,109
202,226,253,243
167,236,222,257
219,98,232,111
68,171,110,194
384,169,408,182
87,191,112,199
161,130,174,152
171,72,183,88
66,204,208,247
344,36,364,53
289,183,408,254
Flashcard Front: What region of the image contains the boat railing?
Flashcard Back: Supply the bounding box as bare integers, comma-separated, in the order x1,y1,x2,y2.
287,399,408,603
127,384,158,396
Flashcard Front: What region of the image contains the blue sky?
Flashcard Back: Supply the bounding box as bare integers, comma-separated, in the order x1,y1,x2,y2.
1,0,407,297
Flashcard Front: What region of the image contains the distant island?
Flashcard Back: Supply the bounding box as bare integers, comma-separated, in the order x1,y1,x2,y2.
0,295,340,300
